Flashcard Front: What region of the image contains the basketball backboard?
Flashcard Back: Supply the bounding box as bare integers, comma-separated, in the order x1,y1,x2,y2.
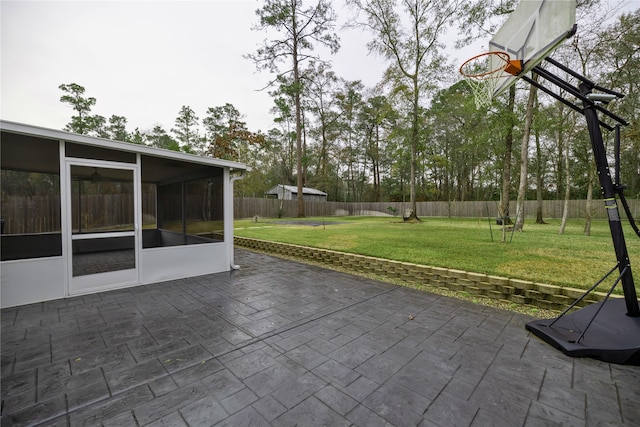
488,0,577,98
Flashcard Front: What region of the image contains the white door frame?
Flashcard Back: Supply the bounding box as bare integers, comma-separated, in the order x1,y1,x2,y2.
64,158,141,295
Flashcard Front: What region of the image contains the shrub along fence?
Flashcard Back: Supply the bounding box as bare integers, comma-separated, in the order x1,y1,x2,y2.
234,197,640,220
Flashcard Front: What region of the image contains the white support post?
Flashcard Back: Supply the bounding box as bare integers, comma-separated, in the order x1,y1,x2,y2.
226,168,245,270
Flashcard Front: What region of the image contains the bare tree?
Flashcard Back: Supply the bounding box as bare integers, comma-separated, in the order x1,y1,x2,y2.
247,0,339,217
348,0,464,221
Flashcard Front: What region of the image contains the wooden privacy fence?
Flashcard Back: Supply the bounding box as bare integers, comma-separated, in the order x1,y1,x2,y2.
234,198,640,221
1,196,62,234
1,194,152,234
3,195,639,234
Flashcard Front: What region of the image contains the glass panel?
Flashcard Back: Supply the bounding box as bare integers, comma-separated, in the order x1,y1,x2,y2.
142,182,157,229
66,142,136,163
0,132,62,260
157,181,183,234
71,166,134,234
140,154,224,249
185,176,224,240
72,236,135,276
70,165,135,276
143,176,224,248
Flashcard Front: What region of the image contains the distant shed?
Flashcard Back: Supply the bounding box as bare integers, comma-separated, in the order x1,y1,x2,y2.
265,184,327,202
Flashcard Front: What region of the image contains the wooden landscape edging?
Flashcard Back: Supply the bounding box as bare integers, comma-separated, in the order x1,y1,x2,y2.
234,236,618,312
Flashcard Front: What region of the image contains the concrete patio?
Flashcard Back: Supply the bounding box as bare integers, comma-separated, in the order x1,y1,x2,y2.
2,249,639,426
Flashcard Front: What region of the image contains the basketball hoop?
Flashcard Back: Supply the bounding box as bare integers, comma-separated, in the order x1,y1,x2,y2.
459,51,519,109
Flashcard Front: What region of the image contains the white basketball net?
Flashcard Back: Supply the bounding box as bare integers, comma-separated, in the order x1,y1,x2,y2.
464,78,498,109
460,52,510,109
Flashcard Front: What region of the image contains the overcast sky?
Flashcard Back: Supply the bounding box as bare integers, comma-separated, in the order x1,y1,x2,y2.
1,1,636,136
1,0,392,135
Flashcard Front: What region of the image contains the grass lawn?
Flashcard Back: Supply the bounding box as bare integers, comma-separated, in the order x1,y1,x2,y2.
234,216,640,294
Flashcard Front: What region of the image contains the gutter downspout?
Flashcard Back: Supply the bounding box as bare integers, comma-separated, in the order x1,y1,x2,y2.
229,169,246,270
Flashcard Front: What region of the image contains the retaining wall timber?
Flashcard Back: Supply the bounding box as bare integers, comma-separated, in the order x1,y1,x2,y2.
234,236,619,312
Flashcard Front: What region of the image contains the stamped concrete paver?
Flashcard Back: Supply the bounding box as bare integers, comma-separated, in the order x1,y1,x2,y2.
2,249,639,426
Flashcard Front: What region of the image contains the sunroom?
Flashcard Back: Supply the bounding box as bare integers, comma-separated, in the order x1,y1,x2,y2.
0,121,247,308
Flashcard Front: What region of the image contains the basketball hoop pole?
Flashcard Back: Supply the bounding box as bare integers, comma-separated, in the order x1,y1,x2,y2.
523,57,638,315
579,80,639,317
522,58,640,365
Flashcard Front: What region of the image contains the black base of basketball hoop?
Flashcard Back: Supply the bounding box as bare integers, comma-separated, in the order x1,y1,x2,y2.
526,299,640,365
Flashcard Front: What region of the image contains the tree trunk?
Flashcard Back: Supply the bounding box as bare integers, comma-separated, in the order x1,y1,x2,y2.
319,119,327,185
374,125,381,202
558,136,571,234
514,74,539,231
584,165,594,236
534,99,546,224
407,74,420,222
292,21,305,218
302,107,308,187
556,129,564,201
500,85,516,242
